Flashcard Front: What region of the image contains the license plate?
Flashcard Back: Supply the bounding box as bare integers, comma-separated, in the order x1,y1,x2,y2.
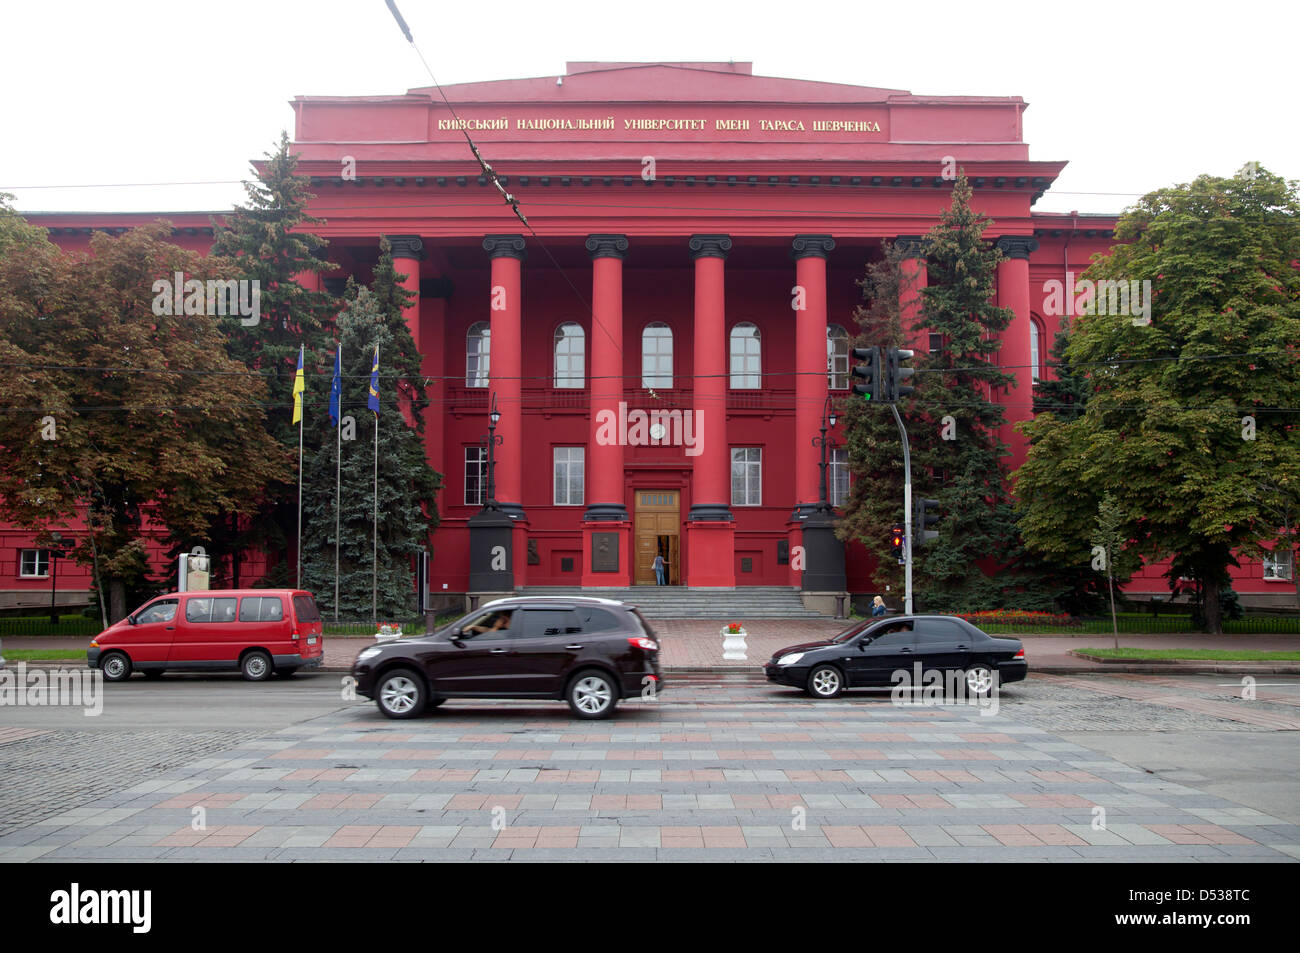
307,637,317,645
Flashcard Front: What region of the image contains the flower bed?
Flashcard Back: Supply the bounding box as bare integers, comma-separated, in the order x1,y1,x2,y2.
951,609,1082,628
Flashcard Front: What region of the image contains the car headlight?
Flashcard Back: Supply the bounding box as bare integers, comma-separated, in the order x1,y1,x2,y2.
357,647,383,663
776,652,805,667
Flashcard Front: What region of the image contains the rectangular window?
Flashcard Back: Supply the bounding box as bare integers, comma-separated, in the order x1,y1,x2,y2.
464,447,488,506
928,332,943,353
731,447,762,506
19,549,49,578
239,596,284,622
553,447,585,506
1263,549,1294,581
829,448,850,507
186,596,238,623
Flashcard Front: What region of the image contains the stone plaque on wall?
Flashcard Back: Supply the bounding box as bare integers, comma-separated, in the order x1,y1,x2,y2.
591,533,619,572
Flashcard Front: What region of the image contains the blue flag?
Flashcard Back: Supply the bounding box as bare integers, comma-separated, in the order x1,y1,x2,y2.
329,347,341,426
367,345,380,415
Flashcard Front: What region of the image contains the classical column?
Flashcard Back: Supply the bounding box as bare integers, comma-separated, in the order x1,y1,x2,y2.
481,234,527,520
995,235,1040,467
582,234,632,587
895,235,929,352
788,235,845,599
790,234,834,517
686,234,735,588
469,234,528,595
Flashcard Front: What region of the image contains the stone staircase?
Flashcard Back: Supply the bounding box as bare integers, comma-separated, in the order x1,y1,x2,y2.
515,586,829,620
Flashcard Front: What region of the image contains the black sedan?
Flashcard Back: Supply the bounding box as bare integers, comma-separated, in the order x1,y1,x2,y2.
764,614,1026,699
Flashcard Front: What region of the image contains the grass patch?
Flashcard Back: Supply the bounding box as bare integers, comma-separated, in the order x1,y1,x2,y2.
1077,647,1300,661
2,649,87,661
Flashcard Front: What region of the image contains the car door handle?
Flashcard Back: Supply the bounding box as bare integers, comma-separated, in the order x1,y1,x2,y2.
489,647,508,654
565,644,583,650
956,645,969,651
899,647,912,653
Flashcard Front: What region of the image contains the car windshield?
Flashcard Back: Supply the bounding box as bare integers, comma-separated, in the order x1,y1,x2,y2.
830,620,873,643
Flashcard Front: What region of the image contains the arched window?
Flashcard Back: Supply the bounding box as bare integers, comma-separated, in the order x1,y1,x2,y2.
1030,318,1043,382
729,322,761,389
466,322,490,387
554,322,585,388
827,324,849,389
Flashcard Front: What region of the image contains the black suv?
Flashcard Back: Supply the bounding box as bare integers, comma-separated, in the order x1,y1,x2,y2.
352,597,663,720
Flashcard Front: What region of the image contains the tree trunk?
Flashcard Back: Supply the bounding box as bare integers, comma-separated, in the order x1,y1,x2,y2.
1202,574,1223,635
231,512,241,589
1107,567,1119,650
108,578,127,625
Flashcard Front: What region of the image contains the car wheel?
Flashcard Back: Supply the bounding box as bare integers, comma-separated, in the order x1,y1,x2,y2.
240,650,272,682
273,667,298,678
567,670,618,720
376,668,426,719
963,664,997,698
806,664,843,699
100,651,132,682
142,669,165,680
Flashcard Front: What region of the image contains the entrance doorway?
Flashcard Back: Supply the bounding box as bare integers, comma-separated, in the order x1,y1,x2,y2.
635,490,680,586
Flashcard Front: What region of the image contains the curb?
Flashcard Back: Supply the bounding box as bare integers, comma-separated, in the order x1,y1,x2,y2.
9,661,1300,677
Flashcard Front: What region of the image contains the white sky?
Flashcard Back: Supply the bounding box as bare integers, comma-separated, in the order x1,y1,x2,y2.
3,0,1296,217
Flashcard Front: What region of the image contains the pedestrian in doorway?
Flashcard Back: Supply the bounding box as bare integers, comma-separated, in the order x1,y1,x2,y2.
653,552,666,586
871,595,887,617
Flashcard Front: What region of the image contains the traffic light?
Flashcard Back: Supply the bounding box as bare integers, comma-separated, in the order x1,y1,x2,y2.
890,523,904,562
914,498,940,547
850,346,881,402
886,347,915,401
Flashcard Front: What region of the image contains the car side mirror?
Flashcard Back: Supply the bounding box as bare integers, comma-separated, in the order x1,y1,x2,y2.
127,616,137,626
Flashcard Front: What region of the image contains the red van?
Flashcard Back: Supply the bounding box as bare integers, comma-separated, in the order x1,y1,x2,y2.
87,589,324,682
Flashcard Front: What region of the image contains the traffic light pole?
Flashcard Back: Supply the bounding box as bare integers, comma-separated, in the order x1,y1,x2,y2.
889,401,913,615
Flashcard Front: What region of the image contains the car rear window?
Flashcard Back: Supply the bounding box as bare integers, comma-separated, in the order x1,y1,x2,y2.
240,596,285,622
579,608,623,633
628,609,656,637
292,594,321,623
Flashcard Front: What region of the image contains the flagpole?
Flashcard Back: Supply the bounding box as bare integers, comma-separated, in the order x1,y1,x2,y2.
296,390,304,591
340,345,345,621
372,345,379,625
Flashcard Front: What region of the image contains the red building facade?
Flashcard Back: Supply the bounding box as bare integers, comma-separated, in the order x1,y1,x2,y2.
15,62,1295,609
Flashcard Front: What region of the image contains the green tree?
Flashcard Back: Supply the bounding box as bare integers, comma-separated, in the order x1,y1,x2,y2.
1018,164,1300,633
908,174,1029,610
0,214,290,622
208,132,338,583
299,244,441,621
837,241,912,592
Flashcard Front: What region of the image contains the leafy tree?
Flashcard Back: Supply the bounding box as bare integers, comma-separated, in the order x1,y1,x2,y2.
208,132,338,582
0,214,289,622
299,241,441,621
1018,164,1300,633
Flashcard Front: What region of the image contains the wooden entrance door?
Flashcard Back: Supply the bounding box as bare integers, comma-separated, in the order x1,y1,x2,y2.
634,490,680,586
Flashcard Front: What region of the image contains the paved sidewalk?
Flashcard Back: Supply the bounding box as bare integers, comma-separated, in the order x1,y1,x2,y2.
3,683,1296,862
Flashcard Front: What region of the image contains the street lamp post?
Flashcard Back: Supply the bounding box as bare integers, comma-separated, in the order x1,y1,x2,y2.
48,531,64,627
811,394,839,512
482,393,504,511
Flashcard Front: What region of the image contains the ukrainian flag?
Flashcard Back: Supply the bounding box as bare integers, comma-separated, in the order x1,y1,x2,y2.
292,345,305,424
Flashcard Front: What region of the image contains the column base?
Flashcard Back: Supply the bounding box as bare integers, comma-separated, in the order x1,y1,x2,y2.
467,508,516,591
799,513,846,592
581,520,632,588
583,502,629,522
685,520,735,587
688,502,733,522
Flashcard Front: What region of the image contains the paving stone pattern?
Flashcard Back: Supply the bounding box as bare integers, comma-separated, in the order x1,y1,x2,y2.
3,677,1297,862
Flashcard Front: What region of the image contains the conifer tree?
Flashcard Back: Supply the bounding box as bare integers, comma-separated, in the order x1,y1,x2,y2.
299,241,441,621
207,132,338,582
